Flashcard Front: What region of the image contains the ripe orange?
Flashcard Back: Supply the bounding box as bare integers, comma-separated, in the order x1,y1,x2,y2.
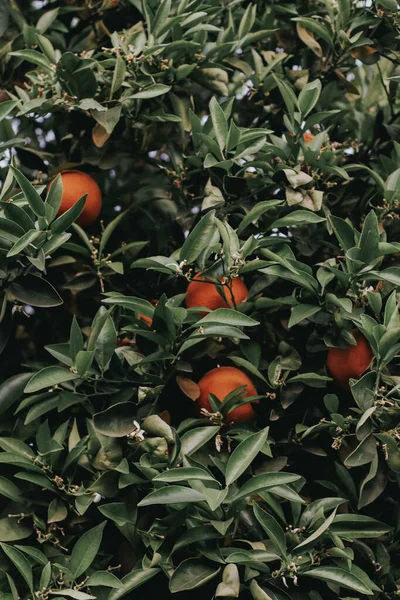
186,275,248,313
327,331,373,390
196,366,258,424
50,170,102,227
303,132,315,143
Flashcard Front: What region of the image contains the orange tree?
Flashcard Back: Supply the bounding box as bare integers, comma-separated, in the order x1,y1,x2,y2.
0,0,399,598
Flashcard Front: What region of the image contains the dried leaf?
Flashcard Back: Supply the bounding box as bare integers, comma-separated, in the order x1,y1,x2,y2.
176,376,200,400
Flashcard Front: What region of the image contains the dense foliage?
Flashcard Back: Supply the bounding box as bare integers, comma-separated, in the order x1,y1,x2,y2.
0,0,399,598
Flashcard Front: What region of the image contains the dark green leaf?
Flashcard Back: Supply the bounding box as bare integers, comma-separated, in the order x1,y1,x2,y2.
69,522,106,578
225,427,269,486
10,167,45,217
169,559,221,593
9,275,63,308
138,485,205,506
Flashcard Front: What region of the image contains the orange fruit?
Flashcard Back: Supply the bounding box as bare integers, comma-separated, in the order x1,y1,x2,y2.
196,366,258,424
50,170,102,227
303,132,315,143
327,331,373,390
186,275,248,313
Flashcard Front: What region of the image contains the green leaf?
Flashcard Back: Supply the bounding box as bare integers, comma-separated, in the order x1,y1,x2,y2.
288,304,321,327
298,79,321,116
196,309,258,327
25,397,60,424
6,229,42,257
229,356,267,382
94,313,117,371
0,374,32,416
344,434,377,467
286,373,331,387
225,427,269,486
292,17,333,45
108,569,160,600
0,438,35,458
15,545,48,566
0,477,22,502
8,275,63,308
180,426,221,456
1,543,33,592
302,567,373,595
69,521,106,579
10,167,46,217
209,96,228,152
179,210,216,263
24,366,78,393
358,210,380,264
169,558,221,593
215,563,240,598
86,571,123,588
51,195,87,234
270,210,326,229
3,203,35,232
48,498,68,523
110,53,126,99
0,217,25,242
172,525,222,553
376,267,400,286
10,49,53,71
237,200,283,233
294,507,337,550
238,3,256,37
70,316,84,362
102,295,154,316
0,518,31,542
331,514,392,538
377,0,398,10
249,580,275,600
97,503,135,527
138,485,205,506
129,84,171,99
233,473,300,501
253,503,287,556
99,210,128,255
93,402,136,437
56,52,96,99
272,75,297,121
0,100,17,120
153,467,216,483
48,592,95,600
